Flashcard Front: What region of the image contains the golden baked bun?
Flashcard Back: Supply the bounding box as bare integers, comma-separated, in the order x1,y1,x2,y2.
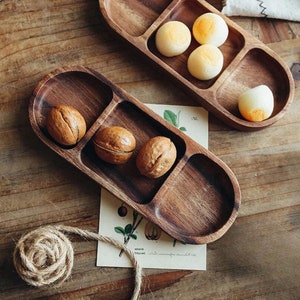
187,44,223,80
155,21,191,57
192,13,229,47
238,85,274,122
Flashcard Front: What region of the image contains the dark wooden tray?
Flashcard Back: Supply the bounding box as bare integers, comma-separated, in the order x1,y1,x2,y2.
99,0,294,131
29,66,241,244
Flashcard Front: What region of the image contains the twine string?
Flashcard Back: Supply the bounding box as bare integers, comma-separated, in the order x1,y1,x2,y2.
13,225,142,300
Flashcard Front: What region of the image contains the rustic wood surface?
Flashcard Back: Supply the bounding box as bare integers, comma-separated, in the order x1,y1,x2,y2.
0,0,299,299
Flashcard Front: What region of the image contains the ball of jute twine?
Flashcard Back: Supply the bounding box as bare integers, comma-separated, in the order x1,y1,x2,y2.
13,225,142,300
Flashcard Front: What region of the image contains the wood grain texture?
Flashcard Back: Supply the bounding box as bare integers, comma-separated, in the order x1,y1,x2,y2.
0,0,299,299
99,0,294,131
28,65,240,244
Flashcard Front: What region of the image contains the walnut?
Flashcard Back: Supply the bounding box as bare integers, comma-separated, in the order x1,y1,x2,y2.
46,105,86,146
136,136,177,178
93,126,136,164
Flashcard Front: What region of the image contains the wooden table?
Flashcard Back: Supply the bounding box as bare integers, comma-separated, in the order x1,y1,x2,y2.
1,1,299,299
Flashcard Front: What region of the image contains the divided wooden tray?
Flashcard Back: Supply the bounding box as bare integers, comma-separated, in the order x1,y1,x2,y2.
99,0,295,131
29,66,241,244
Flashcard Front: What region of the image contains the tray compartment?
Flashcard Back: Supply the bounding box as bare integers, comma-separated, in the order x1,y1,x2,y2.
32,70,113,147
81,100,186,204
147,0,245,89
102,0,172,37
154,153,237,241
216,48,291,119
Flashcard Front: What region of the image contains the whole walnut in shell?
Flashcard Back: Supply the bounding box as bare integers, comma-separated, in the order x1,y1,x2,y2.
136,136,177,178
93,126,136,164
46,105,86,146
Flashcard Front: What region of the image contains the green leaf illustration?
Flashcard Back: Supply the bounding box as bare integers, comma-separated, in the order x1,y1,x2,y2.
114,226,125,235
129,233,137,240
164,110,178,127
115,209,144,257
125,224,133,234
179,126,187,131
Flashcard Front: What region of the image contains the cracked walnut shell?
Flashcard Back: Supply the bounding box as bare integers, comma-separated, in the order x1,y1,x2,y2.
93,126,136,164
46,105,86,146
136,136,177,178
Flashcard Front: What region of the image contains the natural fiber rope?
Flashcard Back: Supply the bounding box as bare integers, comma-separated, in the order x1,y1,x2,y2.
13,225,142,300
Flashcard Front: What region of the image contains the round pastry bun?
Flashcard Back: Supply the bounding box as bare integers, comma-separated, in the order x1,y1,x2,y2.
155,21,191,57
192,13,229,47
238,85,274,122
187,44,224,80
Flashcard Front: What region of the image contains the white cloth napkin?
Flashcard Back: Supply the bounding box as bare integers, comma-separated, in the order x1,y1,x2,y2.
222,0,300,22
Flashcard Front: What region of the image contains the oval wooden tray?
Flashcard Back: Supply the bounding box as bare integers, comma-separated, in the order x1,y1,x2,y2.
29,66,241,244
99,0,295,131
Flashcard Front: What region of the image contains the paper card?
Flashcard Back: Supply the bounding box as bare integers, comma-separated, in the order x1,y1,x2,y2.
97,104,208,270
